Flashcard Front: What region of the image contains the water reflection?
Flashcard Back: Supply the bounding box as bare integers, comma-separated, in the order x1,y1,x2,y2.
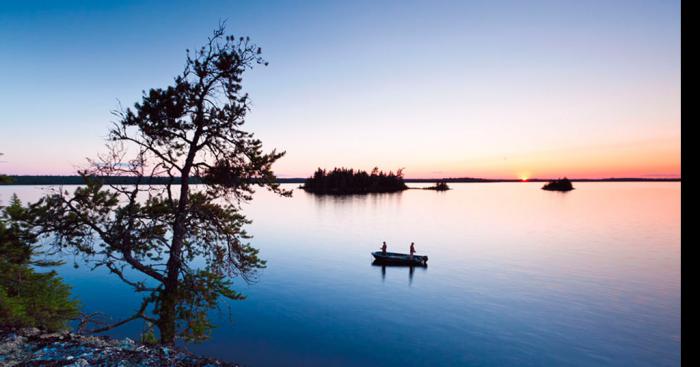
306,190,405,208
0,183,681,367
371,260,428,285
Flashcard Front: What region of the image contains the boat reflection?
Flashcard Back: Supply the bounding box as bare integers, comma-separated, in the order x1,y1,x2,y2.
372,260,427,285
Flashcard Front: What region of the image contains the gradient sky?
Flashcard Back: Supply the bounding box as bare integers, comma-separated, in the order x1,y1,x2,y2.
0,0,680,179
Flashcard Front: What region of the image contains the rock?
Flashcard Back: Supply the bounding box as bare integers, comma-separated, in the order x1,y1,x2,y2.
73,358,90,367
120,337,136,350
0,328,240,366
20,327,41,336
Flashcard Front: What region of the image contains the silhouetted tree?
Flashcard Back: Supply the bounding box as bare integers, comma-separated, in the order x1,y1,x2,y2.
27,25,288,344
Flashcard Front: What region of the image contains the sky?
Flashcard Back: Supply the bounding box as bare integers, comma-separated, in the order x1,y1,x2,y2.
0,0,680,179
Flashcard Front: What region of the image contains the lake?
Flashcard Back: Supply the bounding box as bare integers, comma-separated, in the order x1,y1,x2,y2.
0,182,680,366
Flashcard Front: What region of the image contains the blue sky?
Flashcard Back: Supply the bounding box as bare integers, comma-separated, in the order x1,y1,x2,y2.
0,0,680,178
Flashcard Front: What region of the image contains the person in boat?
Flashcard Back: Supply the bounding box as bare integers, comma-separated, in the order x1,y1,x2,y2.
381,241,387,254
409,242,416,259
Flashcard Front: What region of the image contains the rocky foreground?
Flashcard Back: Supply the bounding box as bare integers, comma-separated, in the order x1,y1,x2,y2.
0,328,239,367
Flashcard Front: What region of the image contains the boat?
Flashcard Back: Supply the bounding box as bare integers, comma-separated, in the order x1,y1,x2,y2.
372,251,428,266
371,259,427,268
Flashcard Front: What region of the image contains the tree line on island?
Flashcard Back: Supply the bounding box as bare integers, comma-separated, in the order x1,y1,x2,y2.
302,167,408,195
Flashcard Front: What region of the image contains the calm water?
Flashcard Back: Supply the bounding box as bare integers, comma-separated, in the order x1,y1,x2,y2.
0,183,680,366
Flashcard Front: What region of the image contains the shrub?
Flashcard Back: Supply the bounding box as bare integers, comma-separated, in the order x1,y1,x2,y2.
0,195,79,331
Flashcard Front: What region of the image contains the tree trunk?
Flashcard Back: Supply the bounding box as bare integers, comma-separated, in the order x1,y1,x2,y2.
158,282,178,344
157,108,203,345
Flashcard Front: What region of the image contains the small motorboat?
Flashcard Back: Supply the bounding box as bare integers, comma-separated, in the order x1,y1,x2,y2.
372,251,428,266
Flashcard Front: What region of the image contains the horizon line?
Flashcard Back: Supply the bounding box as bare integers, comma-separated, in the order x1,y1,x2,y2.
0,174,681,185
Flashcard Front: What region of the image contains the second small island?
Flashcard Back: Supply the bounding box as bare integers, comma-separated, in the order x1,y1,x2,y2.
423,180,451,191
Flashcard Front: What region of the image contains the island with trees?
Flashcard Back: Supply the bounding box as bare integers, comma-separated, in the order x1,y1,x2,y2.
423,180,450,191
301,167,408,195
542,178,575,191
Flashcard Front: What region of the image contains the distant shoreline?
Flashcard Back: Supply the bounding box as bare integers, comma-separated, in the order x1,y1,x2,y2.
0,175,681,186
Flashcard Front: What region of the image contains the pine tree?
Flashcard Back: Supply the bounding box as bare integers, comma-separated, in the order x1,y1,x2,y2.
28,25,288,344
0,194,79,331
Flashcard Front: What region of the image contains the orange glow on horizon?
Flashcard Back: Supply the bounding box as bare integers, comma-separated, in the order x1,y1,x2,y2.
385,136,681,180
518,172,531,181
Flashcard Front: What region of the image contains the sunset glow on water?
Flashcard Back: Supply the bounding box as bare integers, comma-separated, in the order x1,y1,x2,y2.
0,183,680,366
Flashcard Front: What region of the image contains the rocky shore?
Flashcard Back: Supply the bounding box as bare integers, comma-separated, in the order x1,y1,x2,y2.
0,328,239,367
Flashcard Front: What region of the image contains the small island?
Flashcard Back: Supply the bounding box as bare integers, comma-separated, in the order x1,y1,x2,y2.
301,167,408,195
542,177,575,191
423,180,450,191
